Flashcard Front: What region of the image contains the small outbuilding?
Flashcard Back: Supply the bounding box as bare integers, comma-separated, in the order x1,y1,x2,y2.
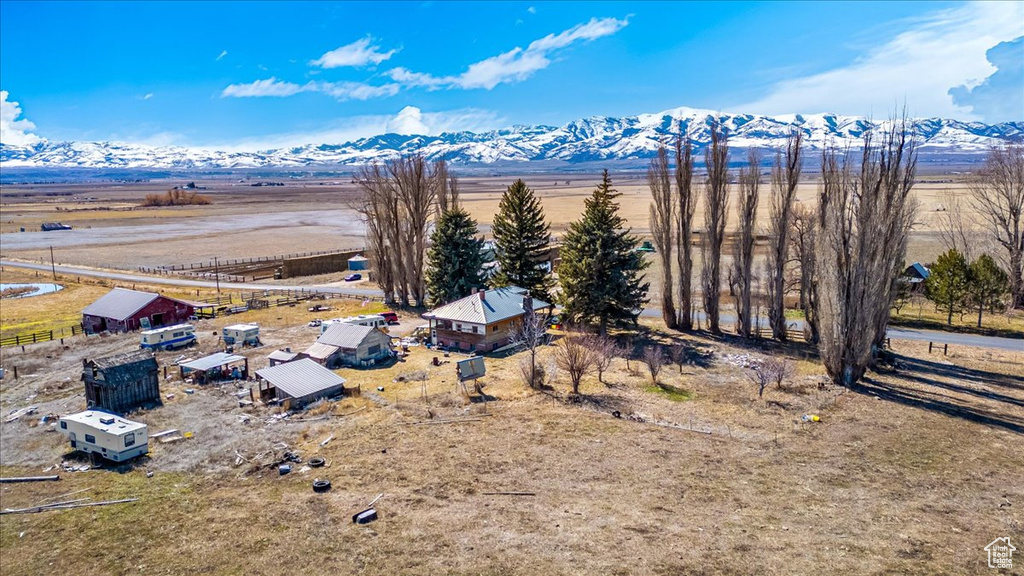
58,410,148,462
83,350,160,414
267,348,298,367
83,287,195,334
179,352,248,384
347,254,369,271
256,358,347,408
301,323,393,368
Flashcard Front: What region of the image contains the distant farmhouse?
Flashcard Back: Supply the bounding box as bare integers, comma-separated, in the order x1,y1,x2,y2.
82,287,195,334
423,286,550,353
82,350,160,414
902,262,931,293
301,323,393,368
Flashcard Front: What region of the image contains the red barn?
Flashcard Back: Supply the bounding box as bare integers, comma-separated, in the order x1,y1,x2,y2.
82,287,195,334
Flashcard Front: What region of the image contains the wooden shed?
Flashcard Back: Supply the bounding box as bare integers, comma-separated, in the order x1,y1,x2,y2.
301,323,393,368
82,350,160,414
256,358,347,408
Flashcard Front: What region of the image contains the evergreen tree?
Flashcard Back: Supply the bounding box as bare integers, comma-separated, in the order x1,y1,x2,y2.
967,254,1009,328
925,249,970,325
492,179,553,301
425,207,487,307
558,170,649,334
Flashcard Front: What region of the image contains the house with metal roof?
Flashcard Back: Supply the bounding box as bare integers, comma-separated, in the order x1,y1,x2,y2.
300,323,392,368
267,348,299,367
82,350,160,414
255,358,347,408
82,287,195,334
422,286,550,353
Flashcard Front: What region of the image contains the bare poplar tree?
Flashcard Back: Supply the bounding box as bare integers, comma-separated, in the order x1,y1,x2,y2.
732,150,761,338
432,157,461,215
766,130,803,340
792,203,819,344
389,155,437,306
936,189,976,260
701,120,730,334
969,144,1024,308
648,144,677,328
816,116,918,387
353,163,402,305
674,135,698,330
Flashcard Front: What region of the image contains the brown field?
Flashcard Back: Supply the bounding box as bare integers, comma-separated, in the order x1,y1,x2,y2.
0,311,1021,574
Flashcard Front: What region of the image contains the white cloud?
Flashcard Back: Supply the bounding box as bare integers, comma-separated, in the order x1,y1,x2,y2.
527,6,536,14
0,91,42,146
386,16,629,90
310,36,399,68
205,107,502,151
142,93,154,100
222,77,306,98
738,2,1024,119
216,50,228,61
221,77,400,102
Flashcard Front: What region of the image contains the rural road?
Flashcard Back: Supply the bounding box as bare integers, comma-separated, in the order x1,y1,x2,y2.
4,259,1023,353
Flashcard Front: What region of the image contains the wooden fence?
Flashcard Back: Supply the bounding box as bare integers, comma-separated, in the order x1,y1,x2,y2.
0,325,83,348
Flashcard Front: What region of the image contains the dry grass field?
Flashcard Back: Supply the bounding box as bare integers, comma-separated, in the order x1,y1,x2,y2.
0,313,1021,575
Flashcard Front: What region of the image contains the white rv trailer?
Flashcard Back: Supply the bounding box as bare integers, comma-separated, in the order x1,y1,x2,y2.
58,410,149,462
320,314,388,334
140,323,196,350
223,323,260,346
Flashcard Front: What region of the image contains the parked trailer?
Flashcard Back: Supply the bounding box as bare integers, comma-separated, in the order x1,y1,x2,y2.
223,324,260,346
57,411,148,462
320,314,388,334
140,324,196,351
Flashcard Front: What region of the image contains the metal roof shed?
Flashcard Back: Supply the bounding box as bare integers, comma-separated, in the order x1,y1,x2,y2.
255,358,347,408
179,352,248,384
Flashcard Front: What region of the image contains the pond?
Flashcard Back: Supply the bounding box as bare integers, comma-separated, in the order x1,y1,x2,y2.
0,283,65,299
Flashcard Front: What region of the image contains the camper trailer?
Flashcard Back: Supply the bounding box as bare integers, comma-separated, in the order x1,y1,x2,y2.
58,410,149,462
320,314,388,334
140,324,196,350
223,323,260,346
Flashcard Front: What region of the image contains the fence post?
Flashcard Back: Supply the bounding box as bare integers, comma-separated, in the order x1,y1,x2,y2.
944,343,948,356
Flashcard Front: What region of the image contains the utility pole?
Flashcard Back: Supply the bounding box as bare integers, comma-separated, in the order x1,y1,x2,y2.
214,256,221,294
49,245,57,282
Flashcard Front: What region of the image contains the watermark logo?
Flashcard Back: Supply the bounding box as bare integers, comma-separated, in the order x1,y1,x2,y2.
985,537,1015,570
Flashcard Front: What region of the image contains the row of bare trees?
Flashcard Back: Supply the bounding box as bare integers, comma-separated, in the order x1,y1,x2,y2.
353,156,458,307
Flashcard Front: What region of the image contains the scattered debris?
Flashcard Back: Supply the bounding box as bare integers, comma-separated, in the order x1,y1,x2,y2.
319,435,334,447
4,405,39,423
801,414,821,422
308,457,325,468
150,429,179,438
1,498,138,515
312,479,331,493
353,508,377,524
279,464,292,475
482,491,536,496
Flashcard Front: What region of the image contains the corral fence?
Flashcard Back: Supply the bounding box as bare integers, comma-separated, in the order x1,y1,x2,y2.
1,324,84,348
137,248,368,282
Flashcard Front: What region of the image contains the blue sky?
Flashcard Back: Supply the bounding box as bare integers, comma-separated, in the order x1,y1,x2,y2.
1,1,1021,150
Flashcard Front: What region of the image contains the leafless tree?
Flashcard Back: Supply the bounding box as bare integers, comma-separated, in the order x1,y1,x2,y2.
641,345,666,385
648,144,677,328
748,364,771,399
669,342,688,373
935,189,977,260
554,333,598,395
353,163,405,305
510,306,549,388
750,357,793,398
389,155,439,306
701,120,730,334
589,334,618,384
815,116,918,387
969,144,1024,308
432,157,461,215
675,135,698,331
732,150,761,338
792,203,819,344
766,130,803,340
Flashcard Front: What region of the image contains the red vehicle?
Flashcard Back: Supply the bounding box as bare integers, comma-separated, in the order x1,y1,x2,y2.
381,311,399,324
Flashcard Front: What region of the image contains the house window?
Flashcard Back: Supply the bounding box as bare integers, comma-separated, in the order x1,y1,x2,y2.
456,323,462,331
124,433,136,447
368,344,381,355
85,434,96,444
472,326,478,334
492,325,498,333
60,421,67,429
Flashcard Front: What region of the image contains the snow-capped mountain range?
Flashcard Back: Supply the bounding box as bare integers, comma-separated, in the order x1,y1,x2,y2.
2,107,1020,169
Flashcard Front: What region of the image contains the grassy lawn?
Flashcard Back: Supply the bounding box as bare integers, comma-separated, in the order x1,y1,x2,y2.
891,299,1024,339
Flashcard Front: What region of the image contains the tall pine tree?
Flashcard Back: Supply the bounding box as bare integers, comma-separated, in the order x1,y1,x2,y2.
491,179,553,301
425,207,487,307
558,170,649,334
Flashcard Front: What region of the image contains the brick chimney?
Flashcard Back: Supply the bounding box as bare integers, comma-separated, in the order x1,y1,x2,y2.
479,289,486,301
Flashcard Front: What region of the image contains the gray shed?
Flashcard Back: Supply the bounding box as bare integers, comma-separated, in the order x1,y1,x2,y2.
302,323,392,368
347,255,369,271
256,358,347,408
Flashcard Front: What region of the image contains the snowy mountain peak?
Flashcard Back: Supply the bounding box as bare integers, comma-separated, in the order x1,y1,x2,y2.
2,107,1021,169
